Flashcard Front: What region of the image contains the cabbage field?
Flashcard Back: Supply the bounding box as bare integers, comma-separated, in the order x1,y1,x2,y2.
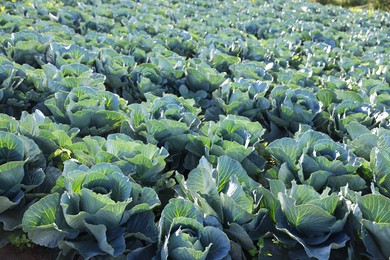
0,0,389,259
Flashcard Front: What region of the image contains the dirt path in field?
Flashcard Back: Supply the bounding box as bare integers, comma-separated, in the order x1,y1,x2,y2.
0,244,59,260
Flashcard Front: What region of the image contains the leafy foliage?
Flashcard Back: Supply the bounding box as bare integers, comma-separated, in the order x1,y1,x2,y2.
0,0,389,259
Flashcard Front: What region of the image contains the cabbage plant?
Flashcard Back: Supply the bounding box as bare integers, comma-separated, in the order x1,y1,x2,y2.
44,87,128,136
181,61,227,110
230,61,273,82
25,63,106,110
203,31,247,57
344,122,390,197
184,115,266,176
156,28,197,57
267,86,322,139
120,94,201,173
71,134,169,187
328,100,389,140
266,129,365,192
201,47,240,73
41,63,105,91
18,110,79,168
22,161,160,259
1,30,49,68
0,57,31,116
175,156,272,257
345,122,390,160
260,180,351,259
0,114,18,133
131,63,167,99
121,93,201,145
0,131,46,231
95,48,136,102
370,147,390,198
46,43,97,67
149,47,186,87
212,78,270,122
155,198,231,260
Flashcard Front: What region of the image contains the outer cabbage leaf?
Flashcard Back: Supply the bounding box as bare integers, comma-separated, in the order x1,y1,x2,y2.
355,194,390,259
22,193,77,248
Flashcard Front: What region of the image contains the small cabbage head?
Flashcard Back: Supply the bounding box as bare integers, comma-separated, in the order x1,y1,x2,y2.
267,86,322,139
157,198,231,260
261,180,351,259
44,87,128,136
266,129,365,192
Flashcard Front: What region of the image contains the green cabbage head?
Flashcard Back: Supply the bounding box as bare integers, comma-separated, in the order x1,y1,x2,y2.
157,198,231,260
22,161,160,259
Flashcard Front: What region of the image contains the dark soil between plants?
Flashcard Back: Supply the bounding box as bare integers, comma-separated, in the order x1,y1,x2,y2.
0,244,59,260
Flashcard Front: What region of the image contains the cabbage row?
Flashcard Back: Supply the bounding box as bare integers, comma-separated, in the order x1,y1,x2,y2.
0,0,389,259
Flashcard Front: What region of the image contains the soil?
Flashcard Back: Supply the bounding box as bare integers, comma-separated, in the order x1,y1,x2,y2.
0,244,60,260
